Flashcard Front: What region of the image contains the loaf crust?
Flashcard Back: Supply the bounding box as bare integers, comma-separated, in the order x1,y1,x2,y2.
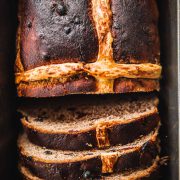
22,113,160,150
112,0,160,63
19,136,159,180
18,0,98,71
17,77,159,97
17,74,96,97
16,0,161,97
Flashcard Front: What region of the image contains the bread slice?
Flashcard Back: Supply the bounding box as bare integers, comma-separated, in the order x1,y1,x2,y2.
15,0,161,97
18,129,159,180
20,157,159,180
20,94,159,150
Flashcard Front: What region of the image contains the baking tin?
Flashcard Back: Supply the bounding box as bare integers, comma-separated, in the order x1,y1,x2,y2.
0,0,19,179
0,0,179,179
157,0,179,179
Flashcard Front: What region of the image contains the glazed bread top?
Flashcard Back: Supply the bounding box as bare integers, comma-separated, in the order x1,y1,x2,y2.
16,0,160,70
16,0,161,96
18,0,98,71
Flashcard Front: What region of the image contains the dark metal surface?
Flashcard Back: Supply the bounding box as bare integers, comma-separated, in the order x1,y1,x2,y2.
178,1,180,179
158,0,179,179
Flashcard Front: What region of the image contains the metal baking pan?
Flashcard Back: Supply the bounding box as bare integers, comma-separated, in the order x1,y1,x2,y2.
0,0,179,179
157,0,179,179
0,0,19,179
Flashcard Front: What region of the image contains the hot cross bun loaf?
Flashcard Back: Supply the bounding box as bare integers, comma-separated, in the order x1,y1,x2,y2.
15,0,161,97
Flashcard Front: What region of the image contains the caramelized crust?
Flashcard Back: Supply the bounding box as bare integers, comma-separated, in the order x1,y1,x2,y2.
17,74,96,97
17,78,159,97
112,0,160,63
19,0,98,70
114,79,160,93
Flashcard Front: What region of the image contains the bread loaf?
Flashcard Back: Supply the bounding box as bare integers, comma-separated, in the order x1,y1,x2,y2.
16,0,162,179
15,0,161,97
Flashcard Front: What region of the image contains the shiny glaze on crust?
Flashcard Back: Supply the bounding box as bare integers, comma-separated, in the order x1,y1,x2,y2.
20,0,98,70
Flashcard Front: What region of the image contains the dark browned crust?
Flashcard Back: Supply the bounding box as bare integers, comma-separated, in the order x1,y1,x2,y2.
24,113,160,150
112,0,160,63
17,75,96,97
20,141,158,180
114,79,160,93
20,0,98,71
17,78,159,97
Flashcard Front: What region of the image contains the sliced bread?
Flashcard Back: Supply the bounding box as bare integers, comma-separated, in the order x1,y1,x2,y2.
20,94,159,150
18,129,159,180
20,157,159,180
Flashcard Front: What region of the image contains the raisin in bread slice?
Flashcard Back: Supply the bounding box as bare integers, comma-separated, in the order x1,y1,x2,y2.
18,129,159,180
20,157,160,180
15,0,161,97
20,94,160,150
